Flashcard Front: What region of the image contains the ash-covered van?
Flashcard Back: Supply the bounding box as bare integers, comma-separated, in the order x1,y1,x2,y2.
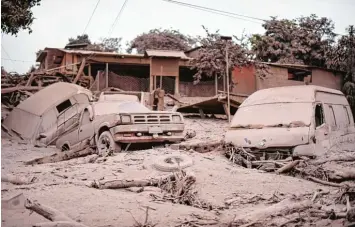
225,85,355,158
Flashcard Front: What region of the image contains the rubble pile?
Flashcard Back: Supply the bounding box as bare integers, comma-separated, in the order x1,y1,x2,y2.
1,72,92,110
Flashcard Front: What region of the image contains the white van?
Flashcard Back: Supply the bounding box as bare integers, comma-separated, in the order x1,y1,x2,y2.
225,85,355,158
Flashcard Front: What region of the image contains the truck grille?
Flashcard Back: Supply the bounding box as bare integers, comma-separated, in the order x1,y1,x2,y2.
132,115,171,124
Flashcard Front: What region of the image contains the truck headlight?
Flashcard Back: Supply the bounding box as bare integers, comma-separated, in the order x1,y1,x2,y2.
172,115,181,123
121,115,131,124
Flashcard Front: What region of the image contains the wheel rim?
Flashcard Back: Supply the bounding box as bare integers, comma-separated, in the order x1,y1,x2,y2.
98,135,111,155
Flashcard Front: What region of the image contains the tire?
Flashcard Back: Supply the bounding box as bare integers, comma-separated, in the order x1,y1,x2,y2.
97,131,121,156
153,154,194,172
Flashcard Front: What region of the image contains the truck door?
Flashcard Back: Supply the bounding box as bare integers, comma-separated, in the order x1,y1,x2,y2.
78,109,95,147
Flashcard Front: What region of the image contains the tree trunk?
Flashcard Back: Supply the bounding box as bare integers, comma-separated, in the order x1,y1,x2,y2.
91,174,177,189
25,146,94,165
1,174,36,185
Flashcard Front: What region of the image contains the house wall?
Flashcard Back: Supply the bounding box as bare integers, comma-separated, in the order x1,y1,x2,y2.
231,65,256,95
256,66,305,90
311,69,342,90
179,81,216,97
150,58,179,77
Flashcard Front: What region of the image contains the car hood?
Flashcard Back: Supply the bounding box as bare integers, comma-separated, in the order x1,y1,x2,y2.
225,127,310,148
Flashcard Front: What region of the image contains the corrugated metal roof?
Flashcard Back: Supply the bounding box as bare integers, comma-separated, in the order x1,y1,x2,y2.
145,49,189,59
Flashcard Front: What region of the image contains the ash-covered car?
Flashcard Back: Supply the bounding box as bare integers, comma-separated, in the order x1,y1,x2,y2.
55,98,185,154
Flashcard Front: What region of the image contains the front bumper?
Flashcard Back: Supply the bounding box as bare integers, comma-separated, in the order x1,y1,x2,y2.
111,123,184,134
114,134,184,143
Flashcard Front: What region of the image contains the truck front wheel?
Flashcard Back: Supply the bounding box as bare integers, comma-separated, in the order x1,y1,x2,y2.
97,131,121,155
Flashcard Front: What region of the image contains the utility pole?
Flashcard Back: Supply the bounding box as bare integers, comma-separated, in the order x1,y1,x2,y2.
221,36,232,123
348,25,354,82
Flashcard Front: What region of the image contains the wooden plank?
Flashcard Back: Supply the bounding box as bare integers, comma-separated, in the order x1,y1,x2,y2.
72,58,86,84
1,86,42,94
25,73,35,86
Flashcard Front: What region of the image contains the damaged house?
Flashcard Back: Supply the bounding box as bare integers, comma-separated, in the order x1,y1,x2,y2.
35,45,220,98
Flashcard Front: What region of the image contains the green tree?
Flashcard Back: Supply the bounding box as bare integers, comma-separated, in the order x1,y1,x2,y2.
1,0,41,35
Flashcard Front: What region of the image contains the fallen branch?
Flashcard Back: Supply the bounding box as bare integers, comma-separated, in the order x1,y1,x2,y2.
25,199,74,222
311,154,355,165
90,174,177,189
1,174,36,185
230,198,313,226
328,169,355,181
25,146,94,165
307,176,342,187
276,160,300,174
33,221,89,227
25,199,89,227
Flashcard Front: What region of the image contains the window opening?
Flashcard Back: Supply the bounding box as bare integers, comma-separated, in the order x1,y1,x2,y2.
344,106,351,125
329,105,337,126
315,103,324,127
56,99,72,113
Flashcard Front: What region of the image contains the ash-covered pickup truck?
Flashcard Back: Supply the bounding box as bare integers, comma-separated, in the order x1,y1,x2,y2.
55,98,185,154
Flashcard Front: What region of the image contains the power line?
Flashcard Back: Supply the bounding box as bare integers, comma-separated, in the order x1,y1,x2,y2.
83,0,101,34
107,0,129,37
162,0,265,23
1,44,14,64
1,58,33,63
163,0,347,36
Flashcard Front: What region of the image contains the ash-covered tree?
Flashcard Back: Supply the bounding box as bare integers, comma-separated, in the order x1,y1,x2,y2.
66,35,121,52
1,0,41,35
251,14,336,66
127,28,196,53
91,37,122,52
191,26,250,83
67,34,92,45
327,26,355,119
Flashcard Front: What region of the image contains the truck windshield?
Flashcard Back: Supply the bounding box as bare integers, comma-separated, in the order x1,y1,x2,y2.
230,103,313,129
118,102,150,112
93,101,150,116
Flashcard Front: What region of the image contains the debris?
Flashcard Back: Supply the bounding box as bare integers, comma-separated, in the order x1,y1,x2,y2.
1,193,26,210
90,173,180,189
32,221,89,227
171,141,221,153
130,206,157,227
1,174,37,185
307,176,343,187
346,194,355,222
230,198,313,226
25,145,94,165
276,160,301,174
25,199,84,224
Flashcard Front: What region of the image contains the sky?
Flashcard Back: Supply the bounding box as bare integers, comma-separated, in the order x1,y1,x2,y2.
1,0,355,74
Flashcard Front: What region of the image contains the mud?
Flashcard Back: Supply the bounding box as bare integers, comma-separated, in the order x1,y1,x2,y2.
1,118,354,227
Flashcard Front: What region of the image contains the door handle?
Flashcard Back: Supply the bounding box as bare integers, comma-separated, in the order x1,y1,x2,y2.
324,131,328,135
80,129,83,132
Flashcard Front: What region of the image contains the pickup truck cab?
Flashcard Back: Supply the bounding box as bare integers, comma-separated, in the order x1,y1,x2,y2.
56,100,185,154
225,85,355,159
